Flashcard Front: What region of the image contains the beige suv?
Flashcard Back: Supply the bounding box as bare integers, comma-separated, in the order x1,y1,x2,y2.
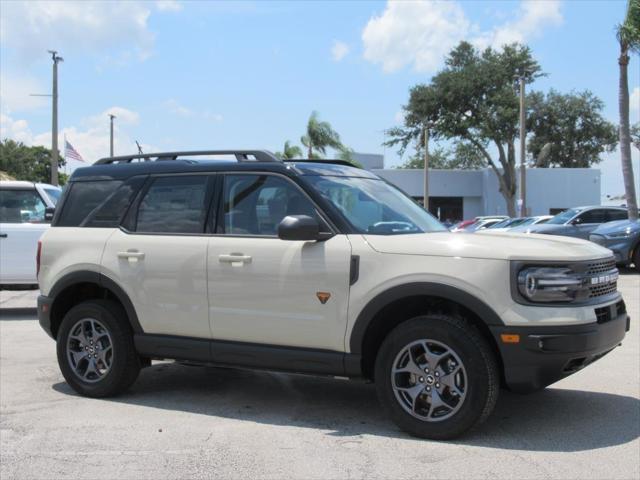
37,150,630,439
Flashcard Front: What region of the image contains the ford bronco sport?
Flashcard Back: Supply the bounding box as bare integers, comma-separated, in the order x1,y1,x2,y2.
37,150,630,439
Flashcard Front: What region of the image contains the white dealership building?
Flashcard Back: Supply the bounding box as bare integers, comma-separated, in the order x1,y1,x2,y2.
352,153,601,222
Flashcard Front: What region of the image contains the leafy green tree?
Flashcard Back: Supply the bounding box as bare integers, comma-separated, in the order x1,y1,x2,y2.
526,90,618,167
397,142,485,170
0,139,68,184
616,0,639,220
301,111,343,159
385,42,541,216
275,140,303,159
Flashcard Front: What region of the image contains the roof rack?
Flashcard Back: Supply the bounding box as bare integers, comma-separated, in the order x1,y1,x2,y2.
95,150,280,165
284,158,361,168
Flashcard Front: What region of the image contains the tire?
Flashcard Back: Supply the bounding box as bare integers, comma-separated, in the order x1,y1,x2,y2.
56,299,141,398
375,314,499,440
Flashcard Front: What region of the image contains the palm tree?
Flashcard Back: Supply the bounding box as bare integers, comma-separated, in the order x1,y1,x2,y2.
301,111,343,159
275,141,303,159
617,0,640,220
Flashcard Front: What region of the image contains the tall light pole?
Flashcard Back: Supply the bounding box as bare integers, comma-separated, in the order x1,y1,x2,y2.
518,74,527,217
423,124,430,212
48,50,63,186
109,114,116,157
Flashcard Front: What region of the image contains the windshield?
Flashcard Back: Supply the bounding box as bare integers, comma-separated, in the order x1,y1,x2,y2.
43,187,62,205
305,176,445,235
546,208,580,225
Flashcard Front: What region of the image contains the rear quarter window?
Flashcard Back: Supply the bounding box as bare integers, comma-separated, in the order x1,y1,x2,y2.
56,181,123,227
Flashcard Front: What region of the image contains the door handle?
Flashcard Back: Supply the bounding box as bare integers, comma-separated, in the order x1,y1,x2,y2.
218,253,252,265
0,233,7,238
117,250,145,262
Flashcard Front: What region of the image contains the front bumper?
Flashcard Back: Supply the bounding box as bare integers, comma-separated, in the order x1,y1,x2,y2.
37,295,54,339
491,300,630,393
589,235,633,265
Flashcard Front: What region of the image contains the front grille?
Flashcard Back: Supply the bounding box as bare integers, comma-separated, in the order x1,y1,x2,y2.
595,300,626,324
587,258,616,275
589,282,618,298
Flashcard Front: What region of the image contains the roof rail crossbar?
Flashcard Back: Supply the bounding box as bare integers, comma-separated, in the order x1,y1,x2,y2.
95,150,280,165
284,158,361,168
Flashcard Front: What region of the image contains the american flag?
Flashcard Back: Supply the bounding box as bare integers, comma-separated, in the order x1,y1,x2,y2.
64,140,85,162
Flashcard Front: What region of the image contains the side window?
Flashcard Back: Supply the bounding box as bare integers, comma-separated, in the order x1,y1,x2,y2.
136,176,209,234
83,177,146,228
57,181,122,226
606,209,628,222
577,209,606,224
221,175,322,236
0,189,46,223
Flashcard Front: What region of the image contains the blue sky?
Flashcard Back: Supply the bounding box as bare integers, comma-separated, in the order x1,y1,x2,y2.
0,0,638,199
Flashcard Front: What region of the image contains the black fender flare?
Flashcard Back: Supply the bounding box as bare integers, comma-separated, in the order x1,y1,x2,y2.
49,271,143,334
349,282,505,354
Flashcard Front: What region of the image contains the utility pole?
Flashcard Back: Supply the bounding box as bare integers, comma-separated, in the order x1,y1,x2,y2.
519,74,527,217
109,114,116,157
423,125,430,212
48,50,63,186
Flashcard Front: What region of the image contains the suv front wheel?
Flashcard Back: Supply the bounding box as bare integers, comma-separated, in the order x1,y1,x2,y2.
375,314,499,439
56,300,141,397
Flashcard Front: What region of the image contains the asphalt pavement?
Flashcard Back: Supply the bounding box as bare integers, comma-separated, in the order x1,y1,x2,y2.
1,272,638,479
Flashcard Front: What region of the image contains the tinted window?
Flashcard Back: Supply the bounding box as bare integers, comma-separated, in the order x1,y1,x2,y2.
606,209,628,221
83,177,146,228
43,187,62,205
57,181,122,226
577,209,607,224
0,189,46,223
137,176,209,234
221,175,321,236
546,208,581,225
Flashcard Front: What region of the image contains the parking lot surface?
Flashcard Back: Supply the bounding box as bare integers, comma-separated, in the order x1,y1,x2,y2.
1,272,638,480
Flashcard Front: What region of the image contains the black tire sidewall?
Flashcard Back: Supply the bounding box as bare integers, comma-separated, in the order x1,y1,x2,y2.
375,315,498,439
56,300,139,398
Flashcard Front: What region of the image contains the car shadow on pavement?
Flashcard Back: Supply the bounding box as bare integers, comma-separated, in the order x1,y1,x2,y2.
52,361,639,451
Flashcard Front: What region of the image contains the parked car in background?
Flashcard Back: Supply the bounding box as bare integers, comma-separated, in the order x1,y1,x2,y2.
486,217,530,231
450,215,508,232
464,217,505,232
499,215,553,233
0,181,61,286
589,219,640,272
523,206,628,240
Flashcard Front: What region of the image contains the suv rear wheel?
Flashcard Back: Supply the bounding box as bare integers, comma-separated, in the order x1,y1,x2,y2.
56,300,141,397
375,314,499,439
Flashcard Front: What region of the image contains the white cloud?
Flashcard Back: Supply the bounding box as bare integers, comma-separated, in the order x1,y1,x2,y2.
0,73,49,113
474,0,563,49
362,0,563,74
0,107,145,165
164,99,223,122
0,1,166,63
631,87,640,112
362,0,470,73
331,41,350,62
156,1,183,12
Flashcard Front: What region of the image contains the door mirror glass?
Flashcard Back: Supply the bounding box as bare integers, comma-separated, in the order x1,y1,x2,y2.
278,215,332,241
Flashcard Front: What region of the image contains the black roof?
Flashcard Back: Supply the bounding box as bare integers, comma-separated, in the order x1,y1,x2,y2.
71,150,379,181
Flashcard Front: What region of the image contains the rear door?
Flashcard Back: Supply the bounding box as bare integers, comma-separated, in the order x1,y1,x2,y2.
206,173,352,351
0,188,49,284
571,209,608,239
101,174,215,339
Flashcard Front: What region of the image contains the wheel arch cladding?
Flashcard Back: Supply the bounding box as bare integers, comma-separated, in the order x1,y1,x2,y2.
48,271,142,339
350,282,505,380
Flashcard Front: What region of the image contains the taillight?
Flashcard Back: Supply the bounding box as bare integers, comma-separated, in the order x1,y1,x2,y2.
36,240,42,277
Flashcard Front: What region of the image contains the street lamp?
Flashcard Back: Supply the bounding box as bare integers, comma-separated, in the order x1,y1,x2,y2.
423,122,434,212
109,114,116,157
48,50,63,185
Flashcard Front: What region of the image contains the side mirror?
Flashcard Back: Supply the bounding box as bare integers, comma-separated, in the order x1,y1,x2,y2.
278,215,333,241
570,217,582,225
44,207,55,222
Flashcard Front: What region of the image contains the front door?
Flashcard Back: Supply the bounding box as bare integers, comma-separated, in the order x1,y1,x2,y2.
207,173,352,352
101,175,214,338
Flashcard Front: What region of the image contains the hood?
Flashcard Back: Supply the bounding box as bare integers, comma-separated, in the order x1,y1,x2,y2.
591,219,640,235
362,231,611,262
521,223,567,234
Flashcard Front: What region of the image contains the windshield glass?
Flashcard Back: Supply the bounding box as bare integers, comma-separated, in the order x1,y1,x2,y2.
43,187,62,205
546,208,580,225
305,176,445,235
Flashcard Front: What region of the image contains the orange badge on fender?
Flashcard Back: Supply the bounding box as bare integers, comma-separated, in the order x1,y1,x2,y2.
316,292,331,304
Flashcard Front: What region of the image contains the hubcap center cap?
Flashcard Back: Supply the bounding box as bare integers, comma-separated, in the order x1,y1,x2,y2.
425,374,435,385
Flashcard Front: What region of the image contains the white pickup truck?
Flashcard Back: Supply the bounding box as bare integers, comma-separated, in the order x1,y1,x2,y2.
0,181,61,286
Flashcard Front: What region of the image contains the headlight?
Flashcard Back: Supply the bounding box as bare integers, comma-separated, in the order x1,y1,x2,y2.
606,228,634,238
517,267,585,303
